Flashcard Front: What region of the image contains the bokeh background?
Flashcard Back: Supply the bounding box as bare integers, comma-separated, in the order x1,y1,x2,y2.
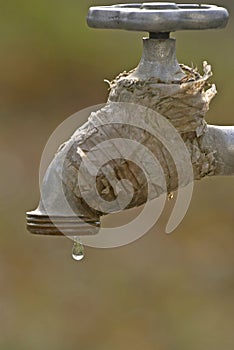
0,0,234,349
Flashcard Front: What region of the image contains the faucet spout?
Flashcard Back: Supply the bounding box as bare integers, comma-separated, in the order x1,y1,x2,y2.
27,146,100,236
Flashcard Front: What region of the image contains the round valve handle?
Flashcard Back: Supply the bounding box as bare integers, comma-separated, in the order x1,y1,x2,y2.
87,3,229,34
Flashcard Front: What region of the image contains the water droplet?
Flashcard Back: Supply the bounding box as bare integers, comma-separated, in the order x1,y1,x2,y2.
72,238,85,261
168,192,174,201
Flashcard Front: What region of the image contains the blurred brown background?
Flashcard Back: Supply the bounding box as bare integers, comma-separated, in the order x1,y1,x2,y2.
0,1,234,349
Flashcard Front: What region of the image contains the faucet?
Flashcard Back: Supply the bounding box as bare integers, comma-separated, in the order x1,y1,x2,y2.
26,3,233,257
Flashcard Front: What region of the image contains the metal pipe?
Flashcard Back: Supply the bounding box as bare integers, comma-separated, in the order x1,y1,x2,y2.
201,125,234,176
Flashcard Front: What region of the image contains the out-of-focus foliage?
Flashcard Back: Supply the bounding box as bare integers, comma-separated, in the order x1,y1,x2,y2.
0,1,233,349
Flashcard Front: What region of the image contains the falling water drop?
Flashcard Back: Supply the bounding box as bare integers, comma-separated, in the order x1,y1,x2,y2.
168,192,174,201
72,238,85,261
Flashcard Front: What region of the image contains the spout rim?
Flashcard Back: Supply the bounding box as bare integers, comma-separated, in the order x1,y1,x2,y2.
26,212,100,236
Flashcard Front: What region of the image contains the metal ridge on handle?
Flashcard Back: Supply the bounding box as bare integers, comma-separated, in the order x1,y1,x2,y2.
87,3,229,33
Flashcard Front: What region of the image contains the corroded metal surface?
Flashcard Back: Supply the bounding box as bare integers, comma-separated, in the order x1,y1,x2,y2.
87,3,229,33
201,125,234,176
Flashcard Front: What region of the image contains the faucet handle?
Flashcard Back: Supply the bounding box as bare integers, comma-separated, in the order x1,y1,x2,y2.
87,3,229,35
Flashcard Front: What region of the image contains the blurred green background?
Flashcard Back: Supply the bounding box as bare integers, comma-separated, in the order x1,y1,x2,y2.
0,0,234,349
